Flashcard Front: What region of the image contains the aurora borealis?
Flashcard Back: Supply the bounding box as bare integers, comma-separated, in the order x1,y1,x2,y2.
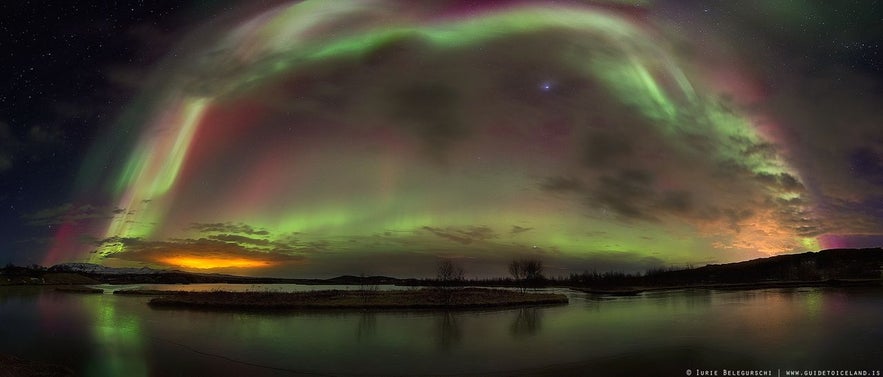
4,1,883,277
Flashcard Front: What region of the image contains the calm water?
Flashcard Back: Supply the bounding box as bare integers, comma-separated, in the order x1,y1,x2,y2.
1,285,881,376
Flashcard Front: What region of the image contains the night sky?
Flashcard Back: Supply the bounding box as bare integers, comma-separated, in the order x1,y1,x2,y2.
2,0,882,278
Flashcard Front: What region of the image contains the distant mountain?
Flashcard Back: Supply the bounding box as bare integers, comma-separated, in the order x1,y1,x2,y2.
4,248,881,288
48,263,167,275
641,247,883,285
325,275,405,285
42,263,406,285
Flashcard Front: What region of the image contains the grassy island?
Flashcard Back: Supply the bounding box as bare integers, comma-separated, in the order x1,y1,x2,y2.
146,288,568,311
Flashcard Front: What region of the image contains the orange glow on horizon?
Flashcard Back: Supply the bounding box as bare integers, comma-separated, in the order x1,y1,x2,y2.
159,256,273,269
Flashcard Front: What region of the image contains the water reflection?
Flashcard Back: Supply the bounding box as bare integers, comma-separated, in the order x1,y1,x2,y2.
802,289,824,318
2,286,882,376
509,307,542,337
434,312,461,351
355,311,376,342
80,295,147,377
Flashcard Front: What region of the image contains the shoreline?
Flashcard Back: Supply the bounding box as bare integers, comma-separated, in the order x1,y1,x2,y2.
7,278,882,297
571,278,883,296
144,288,569,311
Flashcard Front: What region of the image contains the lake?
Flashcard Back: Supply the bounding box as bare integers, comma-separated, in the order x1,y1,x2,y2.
1,285,881,376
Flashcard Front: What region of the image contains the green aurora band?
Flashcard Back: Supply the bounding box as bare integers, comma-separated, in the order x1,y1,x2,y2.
48,0,820,276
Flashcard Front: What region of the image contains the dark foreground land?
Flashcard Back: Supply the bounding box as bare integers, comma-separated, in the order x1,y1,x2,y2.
4,248,883,296
573,278,882,296
0,354,72,377
145,288,568,311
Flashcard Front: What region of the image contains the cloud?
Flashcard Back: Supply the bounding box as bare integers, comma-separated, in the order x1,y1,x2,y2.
541,170,696,222
754,172,805,193
387,82,466,160
95,236,305,268
421,225,496,245
687,2,883,243
188,222,270,236
511,226,533,235
24,203,118,226
590,169,658,220
541,176,585,193
581,131,634,168
208,234,272,247
849,145,883,186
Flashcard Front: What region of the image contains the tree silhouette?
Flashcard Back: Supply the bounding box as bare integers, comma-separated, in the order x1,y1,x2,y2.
509,258,544,291
436,259,464,286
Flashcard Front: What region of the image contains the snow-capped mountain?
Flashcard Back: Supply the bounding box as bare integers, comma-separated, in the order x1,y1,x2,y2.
49,263,166,275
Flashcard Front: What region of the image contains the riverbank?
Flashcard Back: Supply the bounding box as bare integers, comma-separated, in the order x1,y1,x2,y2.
146,288,568,311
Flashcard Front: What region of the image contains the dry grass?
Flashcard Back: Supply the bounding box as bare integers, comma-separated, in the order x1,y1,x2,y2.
147,288,568,311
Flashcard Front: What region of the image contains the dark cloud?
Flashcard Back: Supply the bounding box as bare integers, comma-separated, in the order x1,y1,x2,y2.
813,195,883,235
421,225,496,245
722,208,755,232
849,145,883,185
581,131,633,168
208,234,272,247
657,191,693,214
590,169,657,220
460,226,495,241
388,82,465,160
188,222,270,236
540,176,585,193
511,226,533,235
540,169,703,223
760,69,883,240
24,203,117,226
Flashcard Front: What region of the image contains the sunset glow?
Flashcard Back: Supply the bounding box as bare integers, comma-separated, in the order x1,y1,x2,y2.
159,257,273,269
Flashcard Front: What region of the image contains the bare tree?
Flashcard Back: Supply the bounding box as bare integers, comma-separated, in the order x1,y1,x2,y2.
437,259,464,286
508,260,524,282
509,259,545,291
522,259,544,282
